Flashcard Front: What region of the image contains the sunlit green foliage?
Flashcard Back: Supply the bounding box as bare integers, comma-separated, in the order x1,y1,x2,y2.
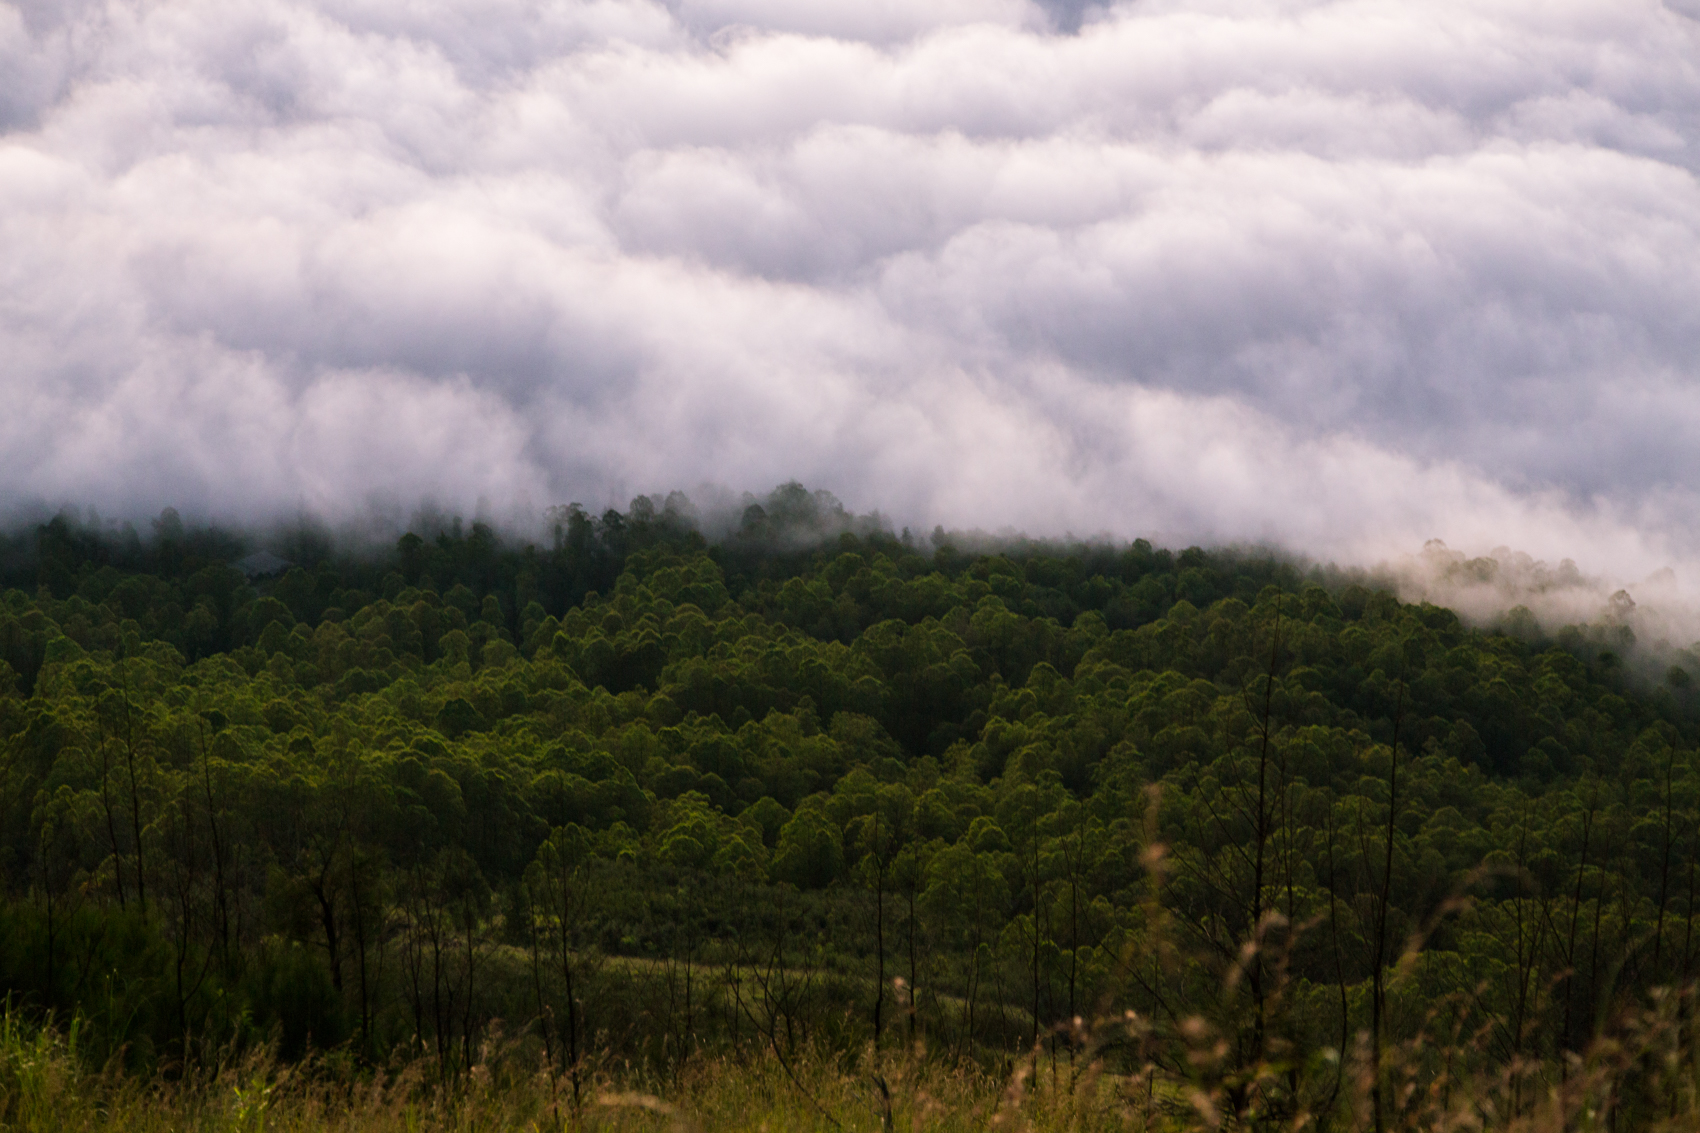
1,487,1697,1129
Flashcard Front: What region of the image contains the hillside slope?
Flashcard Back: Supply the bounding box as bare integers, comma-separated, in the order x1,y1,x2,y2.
1,498,1695,1123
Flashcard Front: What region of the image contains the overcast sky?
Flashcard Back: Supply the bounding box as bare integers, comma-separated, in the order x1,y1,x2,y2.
3,0,1699,580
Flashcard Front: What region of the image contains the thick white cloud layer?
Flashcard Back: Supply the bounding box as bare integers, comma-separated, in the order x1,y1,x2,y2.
3,0,1700,582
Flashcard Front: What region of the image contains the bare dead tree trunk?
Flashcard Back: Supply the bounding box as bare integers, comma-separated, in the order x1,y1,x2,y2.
349,852,373,1059
197,725,233,973
873,809,886,1047
1562,800,1595,1072
1654,748,1676,979
117,671,148,915
1371,678,1405,1133
1320,796,1351,1128
1247,594,1283,1070
96,726,126,910
1031,829,1041,1059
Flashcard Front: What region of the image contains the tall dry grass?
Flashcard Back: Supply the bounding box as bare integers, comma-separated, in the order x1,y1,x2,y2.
4,976,1700,1133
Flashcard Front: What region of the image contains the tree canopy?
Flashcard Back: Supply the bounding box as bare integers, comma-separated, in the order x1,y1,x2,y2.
1,486,1696,1126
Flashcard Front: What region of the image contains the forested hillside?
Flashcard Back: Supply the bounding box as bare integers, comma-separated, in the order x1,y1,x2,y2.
2,486,1697,1126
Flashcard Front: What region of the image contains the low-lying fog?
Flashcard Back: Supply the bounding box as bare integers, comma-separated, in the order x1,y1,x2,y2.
3,0,1699,620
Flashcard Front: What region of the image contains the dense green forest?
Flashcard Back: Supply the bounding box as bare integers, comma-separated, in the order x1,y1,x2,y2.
3,483,1699,1127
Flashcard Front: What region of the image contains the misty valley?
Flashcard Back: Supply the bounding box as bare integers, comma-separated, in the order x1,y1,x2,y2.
3,484,1700,1131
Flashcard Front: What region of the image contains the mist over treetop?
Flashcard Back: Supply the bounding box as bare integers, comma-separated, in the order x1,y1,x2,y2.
2,0,1699,581
7,480,1695,703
